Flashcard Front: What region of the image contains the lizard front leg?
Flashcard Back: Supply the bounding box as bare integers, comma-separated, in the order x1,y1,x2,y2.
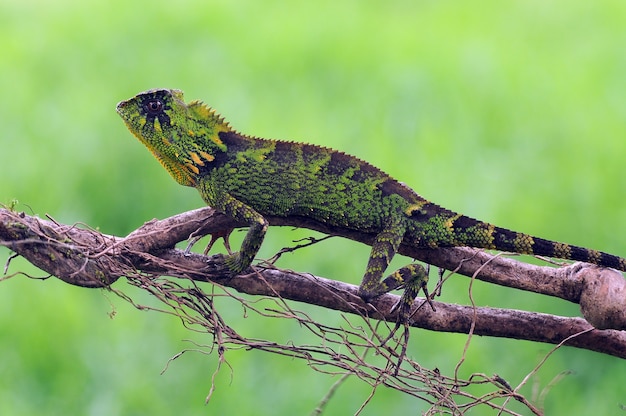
198,182,268,274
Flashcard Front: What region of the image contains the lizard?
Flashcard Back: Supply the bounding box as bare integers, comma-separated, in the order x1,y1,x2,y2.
116,88,626,316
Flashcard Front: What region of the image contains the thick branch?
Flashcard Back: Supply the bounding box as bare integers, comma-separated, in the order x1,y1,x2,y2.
1,207,625,358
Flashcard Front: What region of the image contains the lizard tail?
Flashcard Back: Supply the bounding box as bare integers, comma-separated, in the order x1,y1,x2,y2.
487,224,626,272
408,208,626,272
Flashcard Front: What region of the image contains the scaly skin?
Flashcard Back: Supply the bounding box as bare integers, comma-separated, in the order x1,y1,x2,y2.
116,88,626,314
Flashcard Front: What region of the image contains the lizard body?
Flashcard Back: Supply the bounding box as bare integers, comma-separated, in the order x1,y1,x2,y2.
117,89,626,313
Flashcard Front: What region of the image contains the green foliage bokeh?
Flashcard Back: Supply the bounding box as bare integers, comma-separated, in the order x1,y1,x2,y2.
1,0,626,414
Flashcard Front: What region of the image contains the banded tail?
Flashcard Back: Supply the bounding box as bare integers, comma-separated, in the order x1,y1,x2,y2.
486,223,626,271
407,204,626,272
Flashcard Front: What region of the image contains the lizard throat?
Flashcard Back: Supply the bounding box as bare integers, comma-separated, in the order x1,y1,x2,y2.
151,150,196,187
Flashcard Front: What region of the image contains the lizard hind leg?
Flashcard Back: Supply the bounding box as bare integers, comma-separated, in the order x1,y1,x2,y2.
357,222,430,318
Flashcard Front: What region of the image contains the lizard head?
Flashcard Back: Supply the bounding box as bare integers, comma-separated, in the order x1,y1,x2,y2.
116,88,231,187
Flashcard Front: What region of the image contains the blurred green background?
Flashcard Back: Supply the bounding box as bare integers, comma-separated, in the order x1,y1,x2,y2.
2,0,626,414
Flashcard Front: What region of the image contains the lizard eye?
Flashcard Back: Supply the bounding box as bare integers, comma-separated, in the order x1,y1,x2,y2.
144,99,164,115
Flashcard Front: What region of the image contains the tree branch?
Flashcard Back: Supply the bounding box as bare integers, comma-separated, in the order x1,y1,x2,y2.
1,206,625,358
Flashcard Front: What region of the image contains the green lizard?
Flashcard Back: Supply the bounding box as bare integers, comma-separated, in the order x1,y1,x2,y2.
116,88,626,315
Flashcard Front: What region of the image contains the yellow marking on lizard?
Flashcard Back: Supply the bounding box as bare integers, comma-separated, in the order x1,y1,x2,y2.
485,224,496,249
186,162,200,175
237,143,274,163
514,234,534,254
553,242,572,259
404,202,427,216
208,132,226,150
154,118,163,134
587,249,602,263
189,152,205,166
199,151,215,162
444,214,462,230
474,223,496,249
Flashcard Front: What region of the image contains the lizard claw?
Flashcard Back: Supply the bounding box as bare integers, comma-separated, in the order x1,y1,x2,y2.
391,284,435,323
